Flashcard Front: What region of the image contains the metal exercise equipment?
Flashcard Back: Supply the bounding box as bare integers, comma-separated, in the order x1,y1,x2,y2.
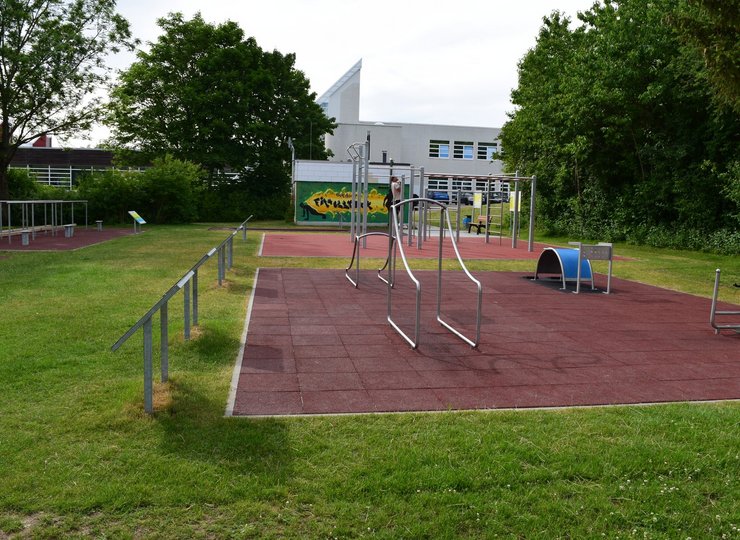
111,216,252,414
709,268,740,334
0,199,88,244
345,231,394,288
533,242,613,294
347,134,371,245
386,198,482,349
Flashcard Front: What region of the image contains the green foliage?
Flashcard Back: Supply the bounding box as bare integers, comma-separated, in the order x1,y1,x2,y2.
501,0,740,254
6,169,40,199
78,157,202,223
672,0,740,112
139,156,201,223
0,0,135,199
106,12,334,202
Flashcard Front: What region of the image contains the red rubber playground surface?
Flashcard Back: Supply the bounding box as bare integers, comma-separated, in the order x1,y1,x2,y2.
259,231,552,260
0,226,136,251
228,267,739,417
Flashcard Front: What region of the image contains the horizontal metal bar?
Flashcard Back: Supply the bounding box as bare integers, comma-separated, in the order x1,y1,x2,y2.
112,217,250,352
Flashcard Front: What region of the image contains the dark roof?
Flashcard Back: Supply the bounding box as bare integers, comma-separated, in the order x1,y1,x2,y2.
11,147,115,168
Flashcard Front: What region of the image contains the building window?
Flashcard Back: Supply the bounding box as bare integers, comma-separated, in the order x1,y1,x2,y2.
477,142,498,160
429,140,450,159
454,141,474,159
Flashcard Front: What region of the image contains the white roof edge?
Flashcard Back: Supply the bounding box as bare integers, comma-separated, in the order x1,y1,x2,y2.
316,59,362,104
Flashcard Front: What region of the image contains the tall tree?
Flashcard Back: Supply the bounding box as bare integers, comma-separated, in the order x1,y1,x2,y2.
501,0,739,243
0,0,134,199
107,13,333,195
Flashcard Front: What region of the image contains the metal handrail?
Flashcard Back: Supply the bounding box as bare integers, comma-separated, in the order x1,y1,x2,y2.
710,268,740,334
344,231,394,288
111,218,251,413
387,198,482,349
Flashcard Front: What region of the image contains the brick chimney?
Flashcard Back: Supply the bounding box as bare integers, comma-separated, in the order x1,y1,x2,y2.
32,134,52,147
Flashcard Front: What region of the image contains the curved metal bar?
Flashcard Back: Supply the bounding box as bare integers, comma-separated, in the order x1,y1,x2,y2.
345,232,394,288
438,206,483,348
387,201,422,349
387,198,482,349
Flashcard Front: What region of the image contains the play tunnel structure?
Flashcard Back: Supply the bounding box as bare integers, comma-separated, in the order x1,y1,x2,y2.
534,242,613,293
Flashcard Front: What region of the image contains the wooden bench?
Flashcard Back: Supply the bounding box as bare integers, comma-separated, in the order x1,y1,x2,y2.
467,215,491,235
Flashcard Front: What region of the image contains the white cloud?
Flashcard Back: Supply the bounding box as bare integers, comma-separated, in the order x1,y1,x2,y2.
63,0,592,146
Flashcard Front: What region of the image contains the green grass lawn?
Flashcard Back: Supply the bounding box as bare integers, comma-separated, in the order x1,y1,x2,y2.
0,223,738,539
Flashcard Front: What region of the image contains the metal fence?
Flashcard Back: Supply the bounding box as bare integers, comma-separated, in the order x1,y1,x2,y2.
10,165,241,190
111,216,253,413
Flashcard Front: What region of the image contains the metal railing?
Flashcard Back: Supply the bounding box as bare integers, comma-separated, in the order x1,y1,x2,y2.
111,216,252,413
710,268,740,334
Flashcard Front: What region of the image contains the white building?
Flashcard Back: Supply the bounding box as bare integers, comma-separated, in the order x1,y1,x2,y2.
317,59,505,188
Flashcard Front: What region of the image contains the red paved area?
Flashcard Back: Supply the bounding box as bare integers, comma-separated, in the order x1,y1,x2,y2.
0,227,137,251
260,232,553,260
229,268,739,416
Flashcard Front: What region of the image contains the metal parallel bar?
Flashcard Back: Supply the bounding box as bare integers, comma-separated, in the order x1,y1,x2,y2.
160,302,169,382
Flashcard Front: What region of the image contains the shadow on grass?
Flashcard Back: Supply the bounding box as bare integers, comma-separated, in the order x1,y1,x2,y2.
157,375,295,487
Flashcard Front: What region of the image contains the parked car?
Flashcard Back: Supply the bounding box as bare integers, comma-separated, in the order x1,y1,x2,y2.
428,190,450,203
458,191,487,205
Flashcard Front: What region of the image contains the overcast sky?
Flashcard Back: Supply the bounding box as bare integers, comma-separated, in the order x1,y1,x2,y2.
63,0,596,146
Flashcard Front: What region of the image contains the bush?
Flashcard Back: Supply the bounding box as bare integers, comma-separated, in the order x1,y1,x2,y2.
7,169,41,199
139,156,201,223
78,156,202,224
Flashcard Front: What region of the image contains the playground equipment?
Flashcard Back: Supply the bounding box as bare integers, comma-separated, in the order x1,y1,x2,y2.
709,268,740,334
387,198,482,349
0,199,88,245
344,231,394,288
534,242,613,293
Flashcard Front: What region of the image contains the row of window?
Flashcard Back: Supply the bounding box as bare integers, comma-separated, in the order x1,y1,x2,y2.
429,140,499,160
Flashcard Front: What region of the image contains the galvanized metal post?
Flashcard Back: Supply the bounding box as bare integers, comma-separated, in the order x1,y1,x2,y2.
218,247,224,286
528,175,537,252
143,317,153,413
192,269,199,326
183,279,191,340
160,302,168,382
227,236,233,269
512,178,521,249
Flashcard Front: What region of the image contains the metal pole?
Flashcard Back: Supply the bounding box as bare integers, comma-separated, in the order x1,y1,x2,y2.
218,246,224,287
193,269,199,326
143,317,153,413
455,189,461,243
512,178,520,249
362,135,370,241
183,279,191,340
528,175,537,252
350,158,358,241
418,167,425,249
160,302,169,382
485,178,492,244
227,236,233,269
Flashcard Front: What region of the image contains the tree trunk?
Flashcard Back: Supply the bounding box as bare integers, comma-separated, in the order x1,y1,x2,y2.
0,119,13,200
